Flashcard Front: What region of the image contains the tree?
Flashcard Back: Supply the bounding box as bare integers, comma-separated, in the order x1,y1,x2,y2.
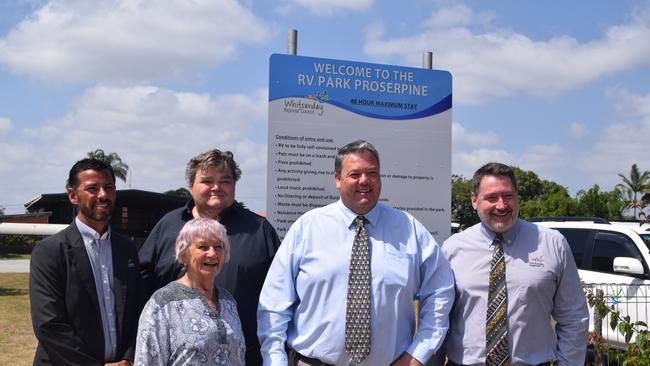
86,149,129,183
450,174,479,229
602,188,628,220
575,185,626,220
451,167,573,227
616,163,650,218
163,187,191,200
519,188,578,220
513,167,568,199
512,167,544,202
511,166,579,220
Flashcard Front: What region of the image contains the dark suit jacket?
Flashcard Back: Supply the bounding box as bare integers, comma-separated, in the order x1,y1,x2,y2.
29,221,145,366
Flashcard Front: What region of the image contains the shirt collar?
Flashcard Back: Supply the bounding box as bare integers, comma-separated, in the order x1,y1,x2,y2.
75,217,111,243
478,219,520,246
337,200,381,229
183,199,236,220
182,200,194,220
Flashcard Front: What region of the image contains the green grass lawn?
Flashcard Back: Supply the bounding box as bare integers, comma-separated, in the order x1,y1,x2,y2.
0,253,31,260
0,273,36,366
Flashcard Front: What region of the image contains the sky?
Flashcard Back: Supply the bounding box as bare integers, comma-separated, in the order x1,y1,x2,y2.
1,0,650,215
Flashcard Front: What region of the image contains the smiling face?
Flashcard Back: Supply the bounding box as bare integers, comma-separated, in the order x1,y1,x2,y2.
472,174,519,233
335,151,381,215
182,237,226,281
67,169,116,234
189,166,235,218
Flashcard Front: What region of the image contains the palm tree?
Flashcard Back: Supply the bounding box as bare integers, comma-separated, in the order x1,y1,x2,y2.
86,149,130,183
617,163,650,218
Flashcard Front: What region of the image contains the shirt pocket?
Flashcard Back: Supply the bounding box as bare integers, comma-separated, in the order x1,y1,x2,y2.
511,267,556,313
381,249,411,287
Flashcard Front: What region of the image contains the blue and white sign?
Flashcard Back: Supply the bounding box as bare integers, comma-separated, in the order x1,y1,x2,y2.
267,54,452,241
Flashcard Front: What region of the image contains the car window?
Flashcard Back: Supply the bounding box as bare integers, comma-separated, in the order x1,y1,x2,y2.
592,231,645,275
640,233,650,250
555,228,590,269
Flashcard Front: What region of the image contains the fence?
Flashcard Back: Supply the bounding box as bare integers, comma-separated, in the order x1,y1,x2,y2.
584,282,650,366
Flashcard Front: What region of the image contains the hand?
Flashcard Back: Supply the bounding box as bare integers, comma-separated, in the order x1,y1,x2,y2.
390,352,424,366
105,360,132,366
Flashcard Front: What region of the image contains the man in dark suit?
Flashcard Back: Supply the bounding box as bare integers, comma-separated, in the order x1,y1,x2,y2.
29,158,145,366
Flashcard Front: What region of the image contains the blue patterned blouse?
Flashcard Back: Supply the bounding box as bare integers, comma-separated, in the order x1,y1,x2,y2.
135,281,245,365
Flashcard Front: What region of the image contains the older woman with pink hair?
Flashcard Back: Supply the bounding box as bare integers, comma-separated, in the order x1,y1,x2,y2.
135,218,245,365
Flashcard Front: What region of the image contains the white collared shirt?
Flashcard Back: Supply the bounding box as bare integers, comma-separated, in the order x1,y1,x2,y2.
76,217,117,362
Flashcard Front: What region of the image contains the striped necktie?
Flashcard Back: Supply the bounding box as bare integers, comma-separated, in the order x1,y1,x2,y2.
486,233,509,366
345,215,371,363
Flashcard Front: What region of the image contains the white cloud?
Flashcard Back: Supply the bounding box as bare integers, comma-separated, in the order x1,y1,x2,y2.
454,148,513,178
422,3,494,29
0,117,12,136
452,87,650,192
277,0,373,15
452,121,498,146
568,122,588,138
518,144,565,173
362,20,385,41
364,3,650,104
0,140,36,171
453,144,565,181
577,88,650,188
0,86,271,213
0,0,271,84
608,87,650,120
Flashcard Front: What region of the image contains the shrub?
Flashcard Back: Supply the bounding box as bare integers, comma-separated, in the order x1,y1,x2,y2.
0,235,39,255
586,286,650,365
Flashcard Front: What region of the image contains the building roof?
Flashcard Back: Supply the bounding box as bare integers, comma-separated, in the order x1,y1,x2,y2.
25,189,187,211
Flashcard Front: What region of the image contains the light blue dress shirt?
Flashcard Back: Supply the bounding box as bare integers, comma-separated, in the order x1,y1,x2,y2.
441,219,589,366
76,218,117,362
257,200,455,365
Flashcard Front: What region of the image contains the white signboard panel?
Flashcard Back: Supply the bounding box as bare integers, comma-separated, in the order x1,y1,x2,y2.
267,54,452,242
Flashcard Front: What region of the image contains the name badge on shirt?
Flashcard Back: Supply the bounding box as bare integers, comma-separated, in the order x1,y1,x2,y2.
529,254,544,268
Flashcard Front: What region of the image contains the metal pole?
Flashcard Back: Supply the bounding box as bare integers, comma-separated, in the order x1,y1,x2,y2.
423,51,433,69
287,29,297,55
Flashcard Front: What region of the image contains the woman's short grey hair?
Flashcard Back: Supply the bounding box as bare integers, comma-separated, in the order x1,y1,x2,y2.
175,218,230,264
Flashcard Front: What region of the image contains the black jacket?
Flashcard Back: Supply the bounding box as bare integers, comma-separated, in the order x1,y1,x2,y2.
30,221,145,365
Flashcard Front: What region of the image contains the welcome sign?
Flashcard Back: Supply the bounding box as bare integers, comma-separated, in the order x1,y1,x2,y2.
267,54,452,241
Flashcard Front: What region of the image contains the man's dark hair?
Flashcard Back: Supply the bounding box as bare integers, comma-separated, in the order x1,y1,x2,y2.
67,158,116,189
471,162,517,195
186,149,242,186
334,140,380,175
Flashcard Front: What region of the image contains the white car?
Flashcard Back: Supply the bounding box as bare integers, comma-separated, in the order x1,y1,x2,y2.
533,218,650,349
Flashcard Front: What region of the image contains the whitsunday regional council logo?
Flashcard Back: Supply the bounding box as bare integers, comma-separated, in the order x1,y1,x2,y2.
282,91,327,116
